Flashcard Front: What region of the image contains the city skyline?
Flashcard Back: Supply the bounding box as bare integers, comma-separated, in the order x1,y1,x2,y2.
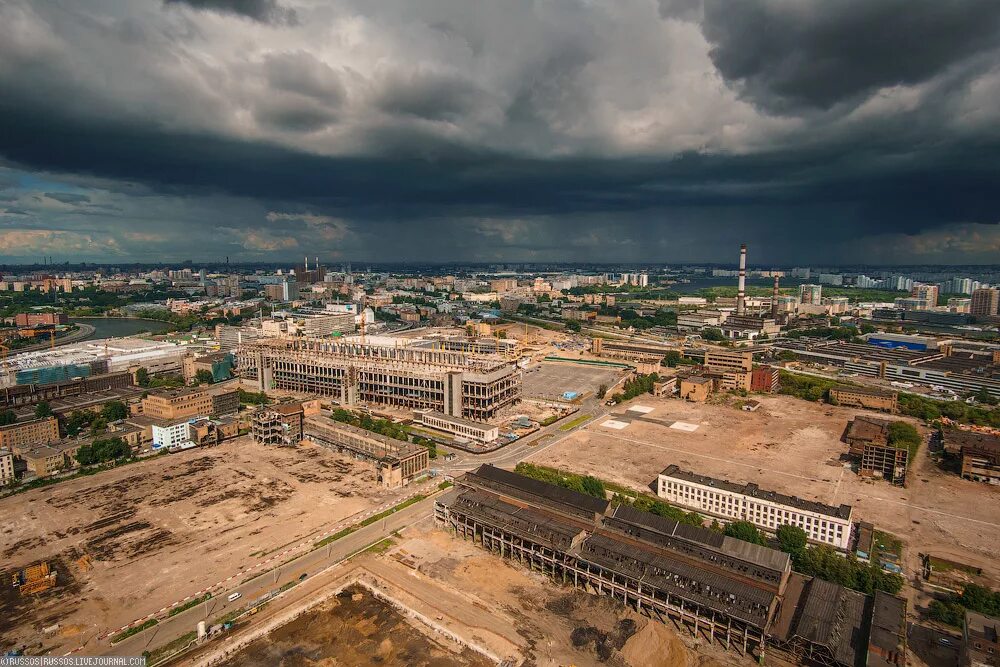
2,1,1000,264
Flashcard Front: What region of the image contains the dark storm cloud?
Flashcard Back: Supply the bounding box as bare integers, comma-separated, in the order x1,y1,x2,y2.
375,71,484,121
42,192,91,204
164,0,297,25
700,0,1000,112
0,0,999,263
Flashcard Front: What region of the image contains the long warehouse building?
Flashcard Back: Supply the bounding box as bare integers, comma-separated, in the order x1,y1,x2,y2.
438,465,905,666
236,337,521,421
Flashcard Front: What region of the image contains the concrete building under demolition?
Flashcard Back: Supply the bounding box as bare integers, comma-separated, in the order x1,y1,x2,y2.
843,417,909,486
236,337,521,421
591,338,677,364
304,416,429,488
437,465,902,666
251,403,305,446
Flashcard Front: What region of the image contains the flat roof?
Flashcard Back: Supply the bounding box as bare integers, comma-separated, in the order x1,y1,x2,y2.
831,385,897,398
660,464,853,520
467,464,609,517
414,409,495,431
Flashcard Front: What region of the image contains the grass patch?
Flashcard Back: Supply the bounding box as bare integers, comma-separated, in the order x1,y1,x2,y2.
167,593,211,617
437,480,453,491
358,495,426,528
873,530,903,560
929,556,982,576
363,538,395,555
277,579,300,594
111,618,158,644
558,414,592,431
145,630,197,666
540,415,561,426
315,526,356,549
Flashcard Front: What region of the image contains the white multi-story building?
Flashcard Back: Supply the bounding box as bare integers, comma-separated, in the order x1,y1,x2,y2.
657,465,853,550
152,420,196,450
413,409,499,443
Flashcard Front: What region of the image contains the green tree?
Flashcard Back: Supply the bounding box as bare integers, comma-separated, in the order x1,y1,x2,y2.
34,402,53,419
135,367,150,387
0,409,16,426
723,521,767,546
580,475,606,500
101,401,129,422
702,328,725,341
776,524,808,561
194,369,215,385
596,383,608,399
565,320,582,332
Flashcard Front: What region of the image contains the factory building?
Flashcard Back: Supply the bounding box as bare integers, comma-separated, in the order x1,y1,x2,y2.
304,417,429,487
251,403,305,446
750,366,780,393
799,284,823,305
3,338,185,387
437,465,899,666
842,417,909,486
657,465,853,550
828,386,899,413
237,337,521,422
0,372,133,410
412,409,499,443
773,340,1000,398
591,338,676,364
942,430,1000,485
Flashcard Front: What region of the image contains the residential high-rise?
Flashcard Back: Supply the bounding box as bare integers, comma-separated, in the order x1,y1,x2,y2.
970,288,1000,318
910,283,940,307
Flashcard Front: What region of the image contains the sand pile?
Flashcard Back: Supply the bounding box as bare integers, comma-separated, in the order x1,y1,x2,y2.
619,618,727,667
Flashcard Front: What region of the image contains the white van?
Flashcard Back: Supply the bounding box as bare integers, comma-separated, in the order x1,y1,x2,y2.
227,592,242,603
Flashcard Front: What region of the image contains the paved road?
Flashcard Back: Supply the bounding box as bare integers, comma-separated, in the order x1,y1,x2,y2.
103,495,438,657
92,392,614,658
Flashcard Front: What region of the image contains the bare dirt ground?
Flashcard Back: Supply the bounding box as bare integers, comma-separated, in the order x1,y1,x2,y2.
0,437,389,654
215,584,492,667
526,394,1000,593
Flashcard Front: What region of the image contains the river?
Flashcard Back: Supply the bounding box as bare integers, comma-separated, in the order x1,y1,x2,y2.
71,317,173,340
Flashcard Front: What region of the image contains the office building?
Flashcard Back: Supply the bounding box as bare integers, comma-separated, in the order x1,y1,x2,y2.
140,386,239,420
657,465,853,550
0,417,61,450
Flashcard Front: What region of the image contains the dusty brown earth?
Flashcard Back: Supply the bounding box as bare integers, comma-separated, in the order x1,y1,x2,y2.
525,393,1000,602
0,437,390,653
215,584,493,667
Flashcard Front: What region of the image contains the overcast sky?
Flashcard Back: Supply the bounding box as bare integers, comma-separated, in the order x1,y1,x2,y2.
2,0,999,265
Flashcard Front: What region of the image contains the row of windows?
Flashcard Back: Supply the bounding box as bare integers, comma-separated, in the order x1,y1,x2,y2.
660,479,847,544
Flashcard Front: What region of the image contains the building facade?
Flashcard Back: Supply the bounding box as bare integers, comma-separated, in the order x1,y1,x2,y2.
413,409,499,443
151,420,194,450
971,288,1000,318
0,417,61,450
657,465,853,550
829,386,898,412
0,448,14,485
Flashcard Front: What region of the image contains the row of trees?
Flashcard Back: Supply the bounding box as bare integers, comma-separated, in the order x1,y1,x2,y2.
610,373,659,404
75,437,131,466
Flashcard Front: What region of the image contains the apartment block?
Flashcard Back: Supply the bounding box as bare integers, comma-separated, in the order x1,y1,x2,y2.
657,465,853,549
140,386,239,420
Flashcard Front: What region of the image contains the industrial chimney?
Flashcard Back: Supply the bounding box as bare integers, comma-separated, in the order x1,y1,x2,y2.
771,275,780,319
737,244,747,316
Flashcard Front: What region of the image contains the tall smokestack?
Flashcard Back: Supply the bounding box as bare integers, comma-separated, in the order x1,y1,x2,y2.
737,243,747,316
771,275,780,319
304,256,309,272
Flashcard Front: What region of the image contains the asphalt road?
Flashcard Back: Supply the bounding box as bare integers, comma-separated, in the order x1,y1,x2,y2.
104,494,439,657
